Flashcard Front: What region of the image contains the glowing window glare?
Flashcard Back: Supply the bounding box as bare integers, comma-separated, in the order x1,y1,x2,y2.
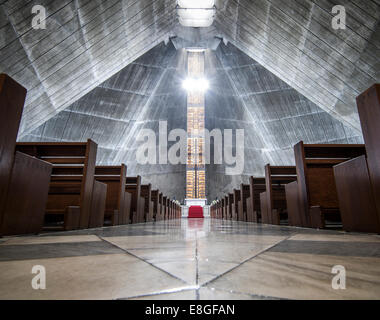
179,17,214,27
178,0,215,9
177,0,216,27
182,78,209,92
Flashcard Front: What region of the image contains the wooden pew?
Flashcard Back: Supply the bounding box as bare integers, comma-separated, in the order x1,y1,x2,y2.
171,200,174,219
223,196,227,220
285,181,301,227
222,196,226,220
358,84,380,221
176,202,179,219
151,190,159,221
141,184,154,222
162,196,167,220
334,156,379,233
174,201,178,219
15,140,106,230
232,189,240,221
220,198,224,219
94,164,131,226
260,165,297,225
291,141,366,229
0,74,52,236
332,84,380,233
165,196,170,219
169,200,173,220
125,176,144,224
227,194,233,220
157,193,164,221
176,202,180,219
246,177,266,223
238,184,250,222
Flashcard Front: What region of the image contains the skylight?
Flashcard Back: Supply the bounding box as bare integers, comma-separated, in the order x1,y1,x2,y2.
177,0,216,28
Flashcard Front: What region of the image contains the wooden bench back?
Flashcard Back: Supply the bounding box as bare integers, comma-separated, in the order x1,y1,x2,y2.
16,140,97,228
223,196,228,219
247,177,266,222
357,84,380,226
232,189,240,220
227,193,234,220
151,190,159,220
263,165,297,224
141,184,152,222
125,176,143,223
162,196,167,219
157,193,163,220
166,198,170,219
94,164,127,225
0,74,27,223
294,141,366,226
239,184,250,221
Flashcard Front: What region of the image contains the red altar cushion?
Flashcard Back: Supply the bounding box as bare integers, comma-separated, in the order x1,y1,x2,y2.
188,206,204,218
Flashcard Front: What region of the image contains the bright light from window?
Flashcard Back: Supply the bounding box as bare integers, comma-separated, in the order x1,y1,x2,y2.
177,0,216,27
178,0,215,9
182,78,209,92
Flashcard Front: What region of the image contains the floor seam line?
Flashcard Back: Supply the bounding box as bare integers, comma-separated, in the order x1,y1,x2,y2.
200,235,294,287
116,287,198,300
98,236,191,285
205,287,290,300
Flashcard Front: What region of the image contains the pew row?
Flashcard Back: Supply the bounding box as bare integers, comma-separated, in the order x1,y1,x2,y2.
16,140,107,230
246,177,266,223
141,184,154,222
95,165,131,226
260,165,297,225
125,176,145,224
289,142,366,229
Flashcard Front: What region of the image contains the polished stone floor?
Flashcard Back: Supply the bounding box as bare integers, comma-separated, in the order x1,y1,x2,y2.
0,218,379,300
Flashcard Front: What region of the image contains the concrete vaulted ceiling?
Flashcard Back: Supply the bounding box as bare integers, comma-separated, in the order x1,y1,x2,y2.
214,0,380,133
1,0,379,200
0,0,178,136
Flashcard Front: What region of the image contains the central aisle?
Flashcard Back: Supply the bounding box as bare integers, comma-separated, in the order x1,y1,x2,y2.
0,219,379,300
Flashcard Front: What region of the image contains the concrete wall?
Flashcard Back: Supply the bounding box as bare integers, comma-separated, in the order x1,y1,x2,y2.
204,42,364,201
20,42,188,201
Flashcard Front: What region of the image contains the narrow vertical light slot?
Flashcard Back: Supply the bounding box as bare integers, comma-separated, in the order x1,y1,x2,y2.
186,50,206,200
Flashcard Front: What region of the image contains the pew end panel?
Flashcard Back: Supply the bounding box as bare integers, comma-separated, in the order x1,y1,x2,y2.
260,192,269,224
294,141,366,228
357,84,380,229
0,74,27,219
123,192,132,225
334,156,380,233
0,152,52,236
89,180,107,228
64,207,81,231
285,181,301,227
95,164,127,226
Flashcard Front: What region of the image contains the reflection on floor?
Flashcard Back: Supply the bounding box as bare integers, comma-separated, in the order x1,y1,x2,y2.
0,219,379,300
